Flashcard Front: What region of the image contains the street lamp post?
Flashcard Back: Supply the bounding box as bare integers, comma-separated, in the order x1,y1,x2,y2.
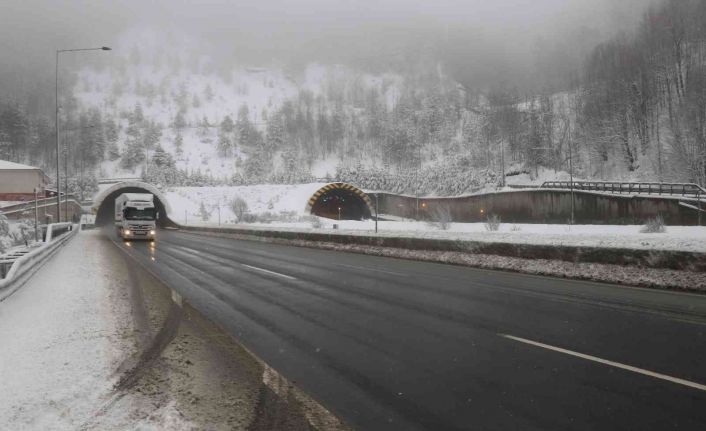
55,46,111,223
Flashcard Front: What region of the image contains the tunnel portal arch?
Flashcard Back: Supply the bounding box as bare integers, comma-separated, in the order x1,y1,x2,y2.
305,182,373,220
92,181,174,227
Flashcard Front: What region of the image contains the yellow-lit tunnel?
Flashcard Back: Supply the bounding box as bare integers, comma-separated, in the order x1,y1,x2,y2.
305,183,373,220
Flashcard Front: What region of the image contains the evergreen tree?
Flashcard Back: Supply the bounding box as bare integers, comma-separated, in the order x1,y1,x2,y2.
151,143,173,167
174,133,184,156
132,103,144,123
172,108,187,132
143,121,162,150
266,111,285,152
217,132,232,157
236,104,252,147
220,115,234,134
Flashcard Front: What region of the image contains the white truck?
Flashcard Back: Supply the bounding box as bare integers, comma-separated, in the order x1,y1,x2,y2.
115,193,157,241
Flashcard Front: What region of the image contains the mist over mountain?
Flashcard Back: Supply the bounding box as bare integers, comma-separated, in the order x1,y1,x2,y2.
5,0,706,198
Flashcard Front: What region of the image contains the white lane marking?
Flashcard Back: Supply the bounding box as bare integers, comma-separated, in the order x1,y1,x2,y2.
242,264,297,280
499,333,706,392
336,263,407,277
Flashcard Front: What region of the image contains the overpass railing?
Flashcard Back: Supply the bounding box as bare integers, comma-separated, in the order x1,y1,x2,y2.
0,223,77,299
540,181,706,198
0,195,82,216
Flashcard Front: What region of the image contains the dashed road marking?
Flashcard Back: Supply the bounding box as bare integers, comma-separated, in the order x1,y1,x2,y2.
499,333,706,391
242,264,297,280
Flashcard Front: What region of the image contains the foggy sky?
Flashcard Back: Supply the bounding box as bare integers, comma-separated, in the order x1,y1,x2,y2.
1,0,655,100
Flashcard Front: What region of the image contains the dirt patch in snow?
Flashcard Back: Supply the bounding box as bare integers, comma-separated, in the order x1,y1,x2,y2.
96,233,350,430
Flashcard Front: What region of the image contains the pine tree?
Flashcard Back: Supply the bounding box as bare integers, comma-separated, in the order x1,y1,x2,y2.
220,115,235,134
121,131,146,170
217,132,232,157
174,133,184,156
132,103,144,123
143,121,162,150
265,112,285,152
198,116,211,138
152,144,172,167
236,104,251,147
172,108,187,132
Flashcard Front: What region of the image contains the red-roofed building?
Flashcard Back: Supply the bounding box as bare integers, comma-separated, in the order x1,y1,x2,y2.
0,160,51,202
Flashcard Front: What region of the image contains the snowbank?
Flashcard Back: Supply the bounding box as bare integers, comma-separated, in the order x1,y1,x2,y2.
179,218,706,254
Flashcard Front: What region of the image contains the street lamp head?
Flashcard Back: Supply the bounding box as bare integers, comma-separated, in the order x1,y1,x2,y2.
101,46,112,51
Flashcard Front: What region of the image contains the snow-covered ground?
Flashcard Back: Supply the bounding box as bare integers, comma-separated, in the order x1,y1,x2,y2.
0,231,194,429
160,183,706,253
180,219,706,253
164,183,328,223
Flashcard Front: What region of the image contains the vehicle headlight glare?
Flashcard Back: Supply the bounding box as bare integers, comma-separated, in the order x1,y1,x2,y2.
150,230,155,235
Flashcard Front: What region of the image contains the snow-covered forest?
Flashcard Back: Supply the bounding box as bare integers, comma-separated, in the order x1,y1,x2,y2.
1,0,704,197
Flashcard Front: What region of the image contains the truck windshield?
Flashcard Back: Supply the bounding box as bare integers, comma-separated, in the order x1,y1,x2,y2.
124,208,155,220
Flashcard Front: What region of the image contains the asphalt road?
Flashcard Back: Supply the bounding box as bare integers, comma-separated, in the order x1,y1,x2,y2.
110,229,706,430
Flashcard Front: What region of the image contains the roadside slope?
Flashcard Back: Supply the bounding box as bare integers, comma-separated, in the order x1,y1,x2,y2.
0,229,349,430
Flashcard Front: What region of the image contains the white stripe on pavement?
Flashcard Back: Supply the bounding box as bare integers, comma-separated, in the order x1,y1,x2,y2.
242,264,297,280
498,333,706,392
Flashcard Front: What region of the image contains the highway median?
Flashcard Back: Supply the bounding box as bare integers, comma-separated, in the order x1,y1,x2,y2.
174,223,706,292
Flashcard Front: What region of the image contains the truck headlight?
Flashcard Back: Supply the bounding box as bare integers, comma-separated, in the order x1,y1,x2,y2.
149,230,155,235
124,229,131,235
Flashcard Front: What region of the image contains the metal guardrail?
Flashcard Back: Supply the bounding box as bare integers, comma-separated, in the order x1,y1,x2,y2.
540,181,706,198
44,222,73,242
0,223,78,300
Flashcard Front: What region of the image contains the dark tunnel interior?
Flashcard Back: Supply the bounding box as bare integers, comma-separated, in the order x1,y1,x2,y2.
310,189,371,220
95,187,174,227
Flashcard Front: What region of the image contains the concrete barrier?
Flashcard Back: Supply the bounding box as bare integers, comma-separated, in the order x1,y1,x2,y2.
175,223,706,272
0,224,78,301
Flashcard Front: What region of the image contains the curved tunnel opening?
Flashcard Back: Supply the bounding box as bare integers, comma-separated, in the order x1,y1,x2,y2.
310,188,371,220
95,187,173,228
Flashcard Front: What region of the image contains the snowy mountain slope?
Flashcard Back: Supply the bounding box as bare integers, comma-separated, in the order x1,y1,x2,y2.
73,43,409,183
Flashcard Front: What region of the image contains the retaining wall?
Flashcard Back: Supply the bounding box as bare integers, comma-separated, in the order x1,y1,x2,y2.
372,189,703,225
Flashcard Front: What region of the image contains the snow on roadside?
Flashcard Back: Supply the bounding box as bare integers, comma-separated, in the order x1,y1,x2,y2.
164,183,327,223
0,231,193,430
162,184,706,254
179,218,706,253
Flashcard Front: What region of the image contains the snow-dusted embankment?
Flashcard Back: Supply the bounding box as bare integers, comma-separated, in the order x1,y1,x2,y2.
0,229,351,430
175,221,706,291
164,183,328,223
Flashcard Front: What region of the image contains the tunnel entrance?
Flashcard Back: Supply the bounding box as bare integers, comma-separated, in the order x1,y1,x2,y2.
307,183,373,220
93,182,174,227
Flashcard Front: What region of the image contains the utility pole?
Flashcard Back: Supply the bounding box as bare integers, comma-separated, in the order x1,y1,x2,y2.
64,137,69,222
55,50,60,222
34,187,39,242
